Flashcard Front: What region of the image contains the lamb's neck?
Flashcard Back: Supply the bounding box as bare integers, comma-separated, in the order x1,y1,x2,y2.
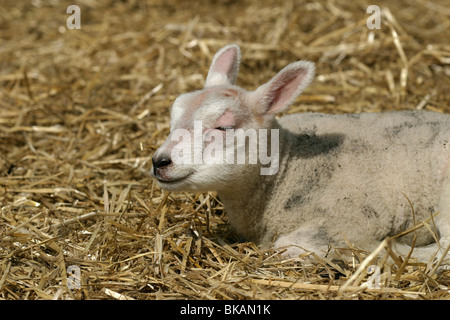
216,122,290,244
217,170,274,243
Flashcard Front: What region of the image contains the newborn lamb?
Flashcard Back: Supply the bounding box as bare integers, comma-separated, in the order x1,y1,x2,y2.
152,44,450,262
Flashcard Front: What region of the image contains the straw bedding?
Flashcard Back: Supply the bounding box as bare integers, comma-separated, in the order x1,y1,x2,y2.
0,0,449,300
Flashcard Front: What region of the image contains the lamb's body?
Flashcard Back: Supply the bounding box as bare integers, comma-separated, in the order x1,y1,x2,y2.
221,111,450,258
152,44,450,262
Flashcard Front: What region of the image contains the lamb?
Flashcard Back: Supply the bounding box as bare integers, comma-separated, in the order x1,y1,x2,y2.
151,44,450,262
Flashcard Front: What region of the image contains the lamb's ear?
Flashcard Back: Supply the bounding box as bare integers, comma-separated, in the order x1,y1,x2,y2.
205,44,241,88
253,61,315,115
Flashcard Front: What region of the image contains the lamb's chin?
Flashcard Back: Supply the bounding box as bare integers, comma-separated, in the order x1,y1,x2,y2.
156,172,214,192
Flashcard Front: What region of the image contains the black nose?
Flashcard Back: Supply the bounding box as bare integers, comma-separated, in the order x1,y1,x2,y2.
152,155,172,175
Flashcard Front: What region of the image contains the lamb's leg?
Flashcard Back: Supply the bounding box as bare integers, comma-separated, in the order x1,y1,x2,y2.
273,224,338,259
273,224,447,264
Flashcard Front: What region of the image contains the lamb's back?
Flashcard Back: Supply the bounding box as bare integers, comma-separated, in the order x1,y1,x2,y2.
270,111,449,246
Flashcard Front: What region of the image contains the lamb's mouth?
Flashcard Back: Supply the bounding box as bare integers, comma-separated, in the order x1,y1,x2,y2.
156,172,193,184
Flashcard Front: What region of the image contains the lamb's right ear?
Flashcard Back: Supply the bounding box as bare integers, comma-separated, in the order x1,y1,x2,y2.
205,44,241,88
253,60,315,116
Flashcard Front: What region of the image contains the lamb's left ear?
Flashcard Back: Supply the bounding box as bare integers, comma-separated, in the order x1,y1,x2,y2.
253,60,315,115
205,44,241,88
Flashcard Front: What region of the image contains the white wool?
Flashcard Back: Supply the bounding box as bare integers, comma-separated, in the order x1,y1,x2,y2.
152,44,450,263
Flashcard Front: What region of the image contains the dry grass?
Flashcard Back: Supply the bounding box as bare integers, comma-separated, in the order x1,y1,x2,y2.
1,0,449,300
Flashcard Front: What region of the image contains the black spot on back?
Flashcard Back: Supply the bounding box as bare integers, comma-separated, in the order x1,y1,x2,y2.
291,133,345,159
284,195,304,210
362,205,378,219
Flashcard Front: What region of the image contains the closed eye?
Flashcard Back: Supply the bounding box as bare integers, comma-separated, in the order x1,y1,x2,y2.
216,126,234,131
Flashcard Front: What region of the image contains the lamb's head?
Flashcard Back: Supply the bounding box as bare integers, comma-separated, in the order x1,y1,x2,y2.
152,44,315,192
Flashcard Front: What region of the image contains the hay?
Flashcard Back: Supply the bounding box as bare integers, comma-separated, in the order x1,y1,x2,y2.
0,0,449,300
